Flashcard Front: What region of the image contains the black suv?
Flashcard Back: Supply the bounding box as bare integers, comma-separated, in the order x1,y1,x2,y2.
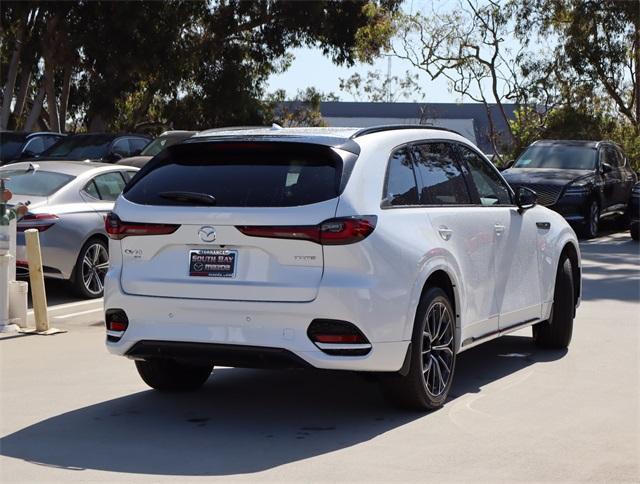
502,140,637,238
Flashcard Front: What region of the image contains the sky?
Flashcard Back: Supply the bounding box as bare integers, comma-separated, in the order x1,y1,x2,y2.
266,0,464,103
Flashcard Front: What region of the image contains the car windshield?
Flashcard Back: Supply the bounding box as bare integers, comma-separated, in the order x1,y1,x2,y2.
141,135,190,157
0,169,75,196
514,145,597,170
0,133,28,161
40,134,113,160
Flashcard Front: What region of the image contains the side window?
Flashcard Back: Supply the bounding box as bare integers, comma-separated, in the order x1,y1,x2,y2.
42,136,61,151
412,142,471,205
83,180,101,199
613,147,625,167
22,137,45,155
601,146,618,167
457,145,512,206
129,137,149,154
383,147,419,206
91,172,127,201
111,138,130,157
122,170,137,182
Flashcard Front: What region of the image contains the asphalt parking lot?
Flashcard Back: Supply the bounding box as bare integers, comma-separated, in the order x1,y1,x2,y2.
1,232,638,483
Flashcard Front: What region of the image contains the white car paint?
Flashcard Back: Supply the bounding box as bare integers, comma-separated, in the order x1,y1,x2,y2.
105,126,581,372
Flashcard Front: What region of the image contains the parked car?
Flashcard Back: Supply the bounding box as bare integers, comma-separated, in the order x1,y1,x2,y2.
502,140,637,238
1,161,138,298
18,133,151,164
630,182,639,241
116,130,197,168
104,125,581,410
0,131,66,165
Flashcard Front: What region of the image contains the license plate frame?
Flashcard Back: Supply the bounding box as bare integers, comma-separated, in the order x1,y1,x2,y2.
188,249,237,278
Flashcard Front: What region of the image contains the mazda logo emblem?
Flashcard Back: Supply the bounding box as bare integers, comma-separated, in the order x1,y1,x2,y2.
198,226,217,243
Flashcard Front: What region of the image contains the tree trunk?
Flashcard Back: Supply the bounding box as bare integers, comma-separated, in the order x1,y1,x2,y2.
0,22,25,129
13,70,32,127
43,53,59,132
635,2,640,131
24,85,45,131
58,63,72,132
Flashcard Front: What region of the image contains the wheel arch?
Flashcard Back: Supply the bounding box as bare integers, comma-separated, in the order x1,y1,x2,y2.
406,262,463,351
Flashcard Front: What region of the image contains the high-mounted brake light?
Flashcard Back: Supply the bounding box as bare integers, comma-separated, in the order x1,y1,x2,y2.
236,216,377,245
17,213,59,232
105,212,180,240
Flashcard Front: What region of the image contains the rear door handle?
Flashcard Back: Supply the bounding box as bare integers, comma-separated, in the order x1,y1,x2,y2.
494,223,505,235
438,226,453,241
536,222,551,230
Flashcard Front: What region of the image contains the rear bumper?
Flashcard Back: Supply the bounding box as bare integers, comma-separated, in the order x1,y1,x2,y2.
105,272,410,372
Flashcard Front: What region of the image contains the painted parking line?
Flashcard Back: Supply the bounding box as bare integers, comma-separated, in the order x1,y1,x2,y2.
53,308,103,320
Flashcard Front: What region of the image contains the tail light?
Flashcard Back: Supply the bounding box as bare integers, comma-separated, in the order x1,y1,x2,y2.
307,319,371,356
105,309,128,342
17,213,59,232
105,212,180,240
237,216,377,245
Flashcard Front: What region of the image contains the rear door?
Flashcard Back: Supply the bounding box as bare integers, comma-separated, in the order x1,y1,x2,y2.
411,141,500,341
116,142,345,302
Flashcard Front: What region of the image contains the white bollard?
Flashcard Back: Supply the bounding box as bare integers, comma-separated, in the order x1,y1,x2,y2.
8,217,16,282
9,280,28,328
0,253,11,327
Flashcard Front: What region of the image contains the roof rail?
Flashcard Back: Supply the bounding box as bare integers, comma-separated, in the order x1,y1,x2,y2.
350,124,464,139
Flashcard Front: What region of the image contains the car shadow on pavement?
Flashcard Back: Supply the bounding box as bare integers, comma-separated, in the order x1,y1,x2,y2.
0,335,565,476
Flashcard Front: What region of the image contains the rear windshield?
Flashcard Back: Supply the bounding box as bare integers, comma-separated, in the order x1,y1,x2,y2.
0,169,75,196
124,142,342,207
41,134,113,160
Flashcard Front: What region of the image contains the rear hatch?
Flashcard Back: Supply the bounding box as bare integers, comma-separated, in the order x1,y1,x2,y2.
115,141,351,302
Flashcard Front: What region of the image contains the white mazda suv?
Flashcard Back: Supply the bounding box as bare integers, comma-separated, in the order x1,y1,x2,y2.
105,126,581,410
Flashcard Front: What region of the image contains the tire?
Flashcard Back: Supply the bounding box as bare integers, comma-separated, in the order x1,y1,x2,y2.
135,359,213,392
579,200,599,239
72,237,109,298
380,287,456,411
532,257,574,349
631,222,639,241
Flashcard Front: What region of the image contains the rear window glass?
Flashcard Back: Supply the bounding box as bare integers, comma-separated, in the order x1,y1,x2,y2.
0,170,74,196
124,143,342,207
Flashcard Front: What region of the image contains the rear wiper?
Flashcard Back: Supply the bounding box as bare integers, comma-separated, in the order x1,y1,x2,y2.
158,191,217,205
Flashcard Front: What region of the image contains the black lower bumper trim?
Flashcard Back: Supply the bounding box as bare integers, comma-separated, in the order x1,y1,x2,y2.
126,340,311,369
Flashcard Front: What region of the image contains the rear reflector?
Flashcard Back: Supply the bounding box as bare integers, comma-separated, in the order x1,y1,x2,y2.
307,319,371,356
237,216,376,245
105,212,180,240
17,213,59,232
105,309,129,342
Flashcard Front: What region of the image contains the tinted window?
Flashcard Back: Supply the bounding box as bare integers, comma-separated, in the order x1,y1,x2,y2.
129,137,150,154
458,145,512,205
141,135,188,156
22,137,46,155
41,135,113,160
111,139,130,157
383,148,419,206
92,172,127,201
125,143,341,207
514,144,597,170
412,143,471,205
83,180,101,199
0,169,74,196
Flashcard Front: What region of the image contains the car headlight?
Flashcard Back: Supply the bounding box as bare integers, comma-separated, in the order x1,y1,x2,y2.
564,184,589,196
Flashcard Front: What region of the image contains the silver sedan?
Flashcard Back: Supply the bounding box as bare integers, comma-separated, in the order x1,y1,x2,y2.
1,161,138,298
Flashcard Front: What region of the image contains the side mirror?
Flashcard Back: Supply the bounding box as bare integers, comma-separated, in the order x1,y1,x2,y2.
515,186,537,212
601,162,613,174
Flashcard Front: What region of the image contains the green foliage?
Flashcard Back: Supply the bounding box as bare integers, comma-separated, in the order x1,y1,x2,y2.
264,88,338,127
0,1,401,132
